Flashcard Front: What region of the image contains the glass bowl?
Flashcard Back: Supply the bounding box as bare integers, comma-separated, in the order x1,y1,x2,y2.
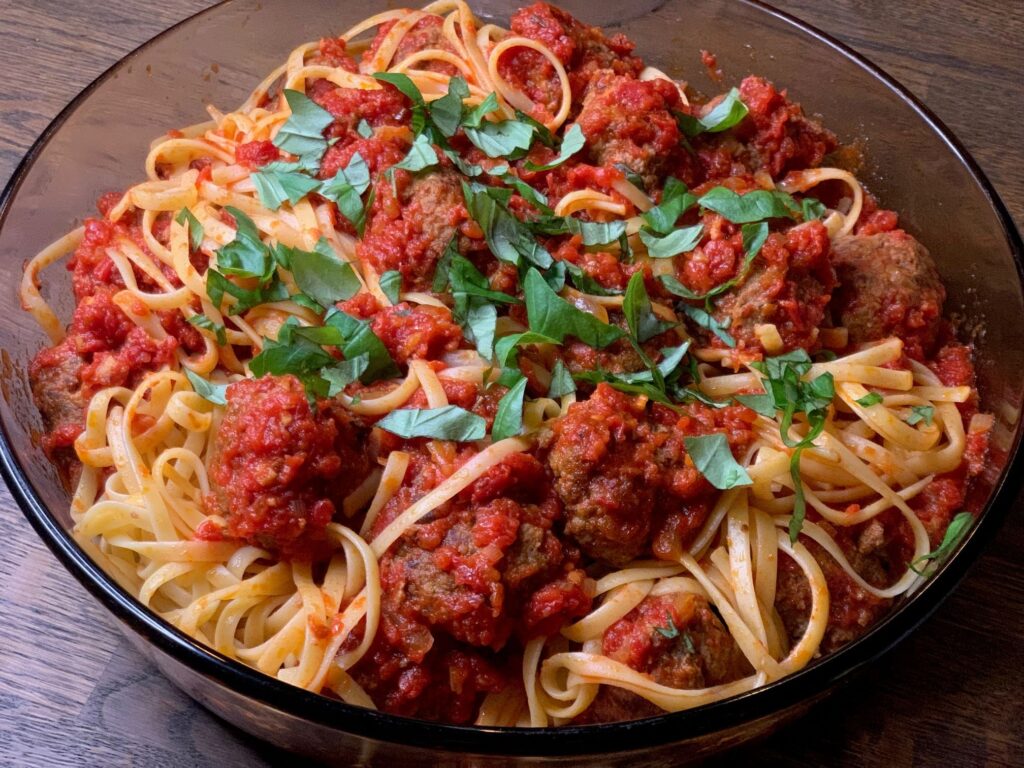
1,0,1021,764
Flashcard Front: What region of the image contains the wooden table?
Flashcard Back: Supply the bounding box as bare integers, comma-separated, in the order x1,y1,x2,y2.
1,1,1021,765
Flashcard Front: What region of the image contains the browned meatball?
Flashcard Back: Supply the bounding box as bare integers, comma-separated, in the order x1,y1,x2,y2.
575,592,751,723
28,342,86,485
357,166,474,291
545,384,755,567
830,230,945,359
576,71,684,189
204,375,368,559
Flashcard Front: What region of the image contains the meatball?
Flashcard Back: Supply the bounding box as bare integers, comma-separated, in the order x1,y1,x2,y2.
830,230,945,359
575,592,751,723
357,166,473,290
29,342,87,485
369,302,463,365
710,220,836,354
545,384,755,566
373,451,590,651
734,75,838,178
205,375,368,558
576,71,683,189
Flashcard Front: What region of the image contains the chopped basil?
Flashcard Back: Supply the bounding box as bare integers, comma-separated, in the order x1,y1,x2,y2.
319,152,372,229
523,268,624,348
446,254,519,305
443,253,516,361
639,223,704,258
679,303,735,348
750,349,835,541
216,207,274,281
565,262,620,296
433,236,458,292
654,612,679,639
856,391,884,407
463,92,500,129
250,161,321,210
392,133,439,173
523,124,586,172
272,89,335,165
547,359,576,398
356,119,374,139
801,197,827,221
491,375,528,441
429,76,470,138
322,354,369,396
909,511,973,576
183,367,228,406
323,308,399,383
187,313,227,346
735,393,776,417
379,270,402,305
907,404,935,427
698,186,800,224
643,178,697,234
513,110,557,147
175,208,204,251
614,163,647,193
373,72,428,136
462,181,553,269
464,301,498,359
572,370,675,407
206,271,289,315
249,319,334,382
464,117,535,159
684,433,752,490
494,331,560,368
376,405,487,441
675,88,748,137
280,239,360,309
656,220,767,303
623,272,674,344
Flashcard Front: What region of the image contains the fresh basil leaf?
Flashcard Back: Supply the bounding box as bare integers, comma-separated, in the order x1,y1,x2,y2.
655,612,679,639
379,270,402,305
322,354,370,396
735,393,776,417
376,405,487,441
639,223,704,258
430,76,470,138
684,433,752,490
281,239,360,309
523,123,585,171
373,72,427,135
572,369,676,407
909,511,973,575
184,367,228,406
206,270,289,315
392,133,439,172
447,254,519,305
500,173,551,213
698,186,800,223
175,208,204,251
291,293,323,313
250,323,334,380
462,181,553,269
523,268,625,348
464,118,535,159
216,207,274,281
855,391,884,407
679,303,735,348
251,163,321,210
513,109,556,147
187,313,227,346
624,272,674,343
565,262,620,296
907,404,935,427
433,236,458,292
659,274,704,301
273,89,335,164
324,309,400,383
676,88,748,138
547,359,576,398
643,178,697,234
356,119,374,139
801,197,827,221
464,302,497,359
319,152,372,228
494,331,560,368
463,92,500,129
742,220,770,262
491,376,528,441
530,215,626,246
614,163,647,193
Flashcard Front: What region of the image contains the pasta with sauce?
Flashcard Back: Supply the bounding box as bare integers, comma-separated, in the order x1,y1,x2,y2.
21,1,991,727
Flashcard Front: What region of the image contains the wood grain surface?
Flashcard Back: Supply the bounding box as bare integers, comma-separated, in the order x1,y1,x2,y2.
1,2,1022,766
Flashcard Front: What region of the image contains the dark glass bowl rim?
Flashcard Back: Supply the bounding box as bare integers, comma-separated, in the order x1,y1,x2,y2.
1,0,1022,757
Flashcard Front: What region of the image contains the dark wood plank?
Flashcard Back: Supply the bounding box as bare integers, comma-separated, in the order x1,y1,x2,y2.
0,2,1021,766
